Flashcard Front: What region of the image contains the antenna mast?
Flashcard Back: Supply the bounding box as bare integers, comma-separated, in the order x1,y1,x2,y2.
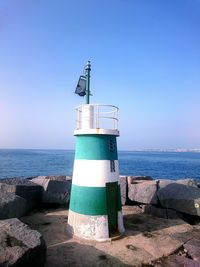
85,61,91,104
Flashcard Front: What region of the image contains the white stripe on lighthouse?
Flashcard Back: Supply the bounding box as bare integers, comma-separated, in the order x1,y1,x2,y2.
72,160,119,187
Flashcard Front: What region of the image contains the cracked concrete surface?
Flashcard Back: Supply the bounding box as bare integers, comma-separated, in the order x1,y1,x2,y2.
22,205,200,267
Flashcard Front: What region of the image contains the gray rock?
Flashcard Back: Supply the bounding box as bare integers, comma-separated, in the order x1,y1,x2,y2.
157,183,200,216
0,218,46,267
144,205,184,220
184,238,200,261
177,178,198,187
166,209,184,220
128,180,158,204
156,255,199,267
144,205,168,218
0,192,26,219
0,178,43,212
157,178,198,189
31,176,72,205
119,176,127,205
127,175,153,184
157,179,177,189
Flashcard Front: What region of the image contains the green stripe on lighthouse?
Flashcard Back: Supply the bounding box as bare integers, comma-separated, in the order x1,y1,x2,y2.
75,135,118,160
69,184,122,215
70,184,107,215
118,184,122,211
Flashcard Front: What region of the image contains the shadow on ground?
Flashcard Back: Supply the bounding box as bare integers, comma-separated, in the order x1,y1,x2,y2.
46,242,131,267
123,205,186,236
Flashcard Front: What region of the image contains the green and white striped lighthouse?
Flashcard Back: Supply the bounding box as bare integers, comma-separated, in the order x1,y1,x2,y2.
68,62,124,241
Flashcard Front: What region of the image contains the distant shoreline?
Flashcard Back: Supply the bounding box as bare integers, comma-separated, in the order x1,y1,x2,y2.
0,148,200,153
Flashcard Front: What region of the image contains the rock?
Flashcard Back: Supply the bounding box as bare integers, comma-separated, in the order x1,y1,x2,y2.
155,255,199,267
144,205,184,220
0,192,26,219
119,176,127,205
127,176,153,184
157,183,200,216
0,178,43,212
157,179,177,189
184,238,200,261
177,178,198,187
167,209,184,220
0,218,46,267
128,180,158,204
144,205,168,218
144,205,185,220
157,178,198,189
31,176,72,205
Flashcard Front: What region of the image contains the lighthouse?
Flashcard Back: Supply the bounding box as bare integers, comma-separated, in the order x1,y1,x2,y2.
68,62,124,241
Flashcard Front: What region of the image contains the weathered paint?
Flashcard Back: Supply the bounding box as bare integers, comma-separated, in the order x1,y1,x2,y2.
72,160,119,187
118,211,125,234
68,210,109,241
75,135,118,160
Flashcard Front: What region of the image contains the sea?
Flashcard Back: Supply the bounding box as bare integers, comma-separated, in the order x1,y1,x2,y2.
0,149,200,180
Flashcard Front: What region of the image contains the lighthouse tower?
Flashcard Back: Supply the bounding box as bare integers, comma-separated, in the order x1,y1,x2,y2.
68,62,124,241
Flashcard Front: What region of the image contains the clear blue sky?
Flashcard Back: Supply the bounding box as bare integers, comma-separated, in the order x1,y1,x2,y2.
0,0,199,150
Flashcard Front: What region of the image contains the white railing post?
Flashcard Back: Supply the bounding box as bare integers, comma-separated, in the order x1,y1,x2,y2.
76,107,79,129
96,104,99,128
79,107,81,129
113,110,115,130
117,108,119,130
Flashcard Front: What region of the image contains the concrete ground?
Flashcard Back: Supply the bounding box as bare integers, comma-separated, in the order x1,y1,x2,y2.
22,206,200,267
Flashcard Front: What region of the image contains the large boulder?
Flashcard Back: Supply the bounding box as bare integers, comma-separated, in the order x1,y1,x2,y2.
157,178,198,189
0,178,43,212
176,178,198,187
127,178,199,214
157,183,200,216
183,238,200,261
128,180,158,204
31,176,72,205
144,204,184,220
156,255,199,267
127,176,153,184
0,192,26,219
0,218,46,267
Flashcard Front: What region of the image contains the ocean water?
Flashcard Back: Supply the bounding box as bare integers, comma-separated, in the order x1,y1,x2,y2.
0,149,200,180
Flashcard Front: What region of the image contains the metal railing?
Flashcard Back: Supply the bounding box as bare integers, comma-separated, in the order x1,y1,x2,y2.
75,104,119,131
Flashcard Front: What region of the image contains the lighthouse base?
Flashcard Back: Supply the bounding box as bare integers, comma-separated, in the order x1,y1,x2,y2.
67,210,125,242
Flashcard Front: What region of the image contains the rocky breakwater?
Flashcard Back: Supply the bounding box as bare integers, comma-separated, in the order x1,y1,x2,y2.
125,176,200,222
31,175,72,205
119,175,200,265
0,178,43,215
1,175,200,266
0,218,46,267
0,176,72,267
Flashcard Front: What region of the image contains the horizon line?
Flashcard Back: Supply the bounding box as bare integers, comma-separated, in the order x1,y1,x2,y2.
0,148,200,152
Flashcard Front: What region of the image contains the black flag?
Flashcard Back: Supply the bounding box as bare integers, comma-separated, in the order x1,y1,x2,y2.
75,75,86,96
